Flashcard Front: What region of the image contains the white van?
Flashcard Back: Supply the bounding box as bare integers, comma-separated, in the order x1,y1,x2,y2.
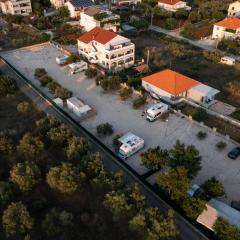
146,102,169,122
68,61,88,75
220,56,236,66
56,55,68,65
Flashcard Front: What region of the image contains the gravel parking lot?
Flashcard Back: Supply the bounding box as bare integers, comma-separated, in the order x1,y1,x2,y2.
2,43,240,203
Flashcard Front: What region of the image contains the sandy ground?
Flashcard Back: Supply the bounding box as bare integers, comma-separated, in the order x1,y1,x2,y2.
2,43,240,203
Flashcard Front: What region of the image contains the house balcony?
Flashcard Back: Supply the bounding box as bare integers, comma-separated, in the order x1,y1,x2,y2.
105,42,134,52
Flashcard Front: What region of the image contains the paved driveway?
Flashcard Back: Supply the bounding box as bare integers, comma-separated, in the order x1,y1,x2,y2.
2,44,240,203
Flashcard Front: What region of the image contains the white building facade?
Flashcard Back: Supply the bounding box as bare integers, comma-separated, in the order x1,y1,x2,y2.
80,7,120,32
50,0,65,9
158,0,191,12
228,1,240,17
78,27,135,71
0,0,32,15
212,17,240,40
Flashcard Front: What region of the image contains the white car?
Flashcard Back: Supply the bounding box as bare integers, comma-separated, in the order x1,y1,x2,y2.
187,184,203,197
56,55,68,65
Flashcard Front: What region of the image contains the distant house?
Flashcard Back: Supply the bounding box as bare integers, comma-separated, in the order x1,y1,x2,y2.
50,0,66,9
158,0,191,12
65,0,94,18
228,1,240,18
77,27,135,71
142,69,219,105
0,0,32,15
212,17,240,40
111,0,141,6
80,7,120,32
197,199,240,231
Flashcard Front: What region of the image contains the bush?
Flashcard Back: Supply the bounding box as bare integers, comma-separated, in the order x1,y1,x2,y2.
165,18,177,30
119,88,133,100
0,75,17,97
39,75,54,86
0,132,14,155
66,54,82,64
133,96,146,109
127,77,141,89
216,141,227,150
203,50,222,63
34,68,47,79
197,131,207,140
47,81,60,93
55,86,72,100
96,123,114,136
192,108,207,122
131,19,149,30
100,76,121,91
201,177,225,199
17,101,31,113
85,68,97,78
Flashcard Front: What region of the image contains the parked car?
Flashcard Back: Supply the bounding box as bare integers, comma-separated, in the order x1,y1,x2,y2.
187,184,204,198
228,147,240,160
231,201,240,211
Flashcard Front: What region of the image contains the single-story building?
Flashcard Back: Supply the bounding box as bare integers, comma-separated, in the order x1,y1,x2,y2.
142,69,219,106
197,199,240,231
67,96,91,117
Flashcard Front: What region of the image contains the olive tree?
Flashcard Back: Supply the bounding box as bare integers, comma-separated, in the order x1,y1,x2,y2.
2,202,34,237
10,161,41,192
201,177,225,199
0,132,14,155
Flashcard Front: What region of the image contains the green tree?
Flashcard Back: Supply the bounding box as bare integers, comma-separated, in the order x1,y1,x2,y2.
96,123,114,136
55,86,72,100
166,42,185,58
214,217,240,240
42,208,73,238
10,162,41,192
192,108,207,122
47,163,84,194
201,177,225,199
2,202,34,237
0,132,14,155
57,6,70,19
36,115,61,136
140,147,168,170
66,136,90,161
169,140,202,179
165,17,177,30
66,54,82,64
17,133,44,159
34,68,47,79
0,181,14,206
182,197,206,219
119,87,133,100
85,68,97,78
0,75,17,97
157,166,190,201
17,101,31,113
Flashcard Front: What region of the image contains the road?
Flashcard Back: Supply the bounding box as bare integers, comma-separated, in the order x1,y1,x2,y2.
0,59,210,240
149,25,216,51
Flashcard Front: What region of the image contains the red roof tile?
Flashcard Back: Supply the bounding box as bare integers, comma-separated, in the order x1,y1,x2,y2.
215,17,240,29
78,27,117,45
142,69,200,96
159,0,181,5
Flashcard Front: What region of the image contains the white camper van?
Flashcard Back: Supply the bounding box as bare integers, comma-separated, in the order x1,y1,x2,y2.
118,132,144,160
68,61,88,74
220,56,236,66
56,55,68,65
146,102,169,122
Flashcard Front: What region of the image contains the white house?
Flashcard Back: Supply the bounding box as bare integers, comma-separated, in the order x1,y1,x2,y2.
197,199,240,231
65,0,94,18
0,0,32,15
67,96,91,117
50,0,65,9
80,7,120,32
158,0,191,12
212,17,240,39
228,1,240,17
111,0,141,6
78,27,135,71
142,69,219,106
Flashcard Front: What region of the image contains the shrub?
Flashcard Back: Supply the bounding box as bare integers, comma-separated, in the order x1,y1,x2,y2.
47,81,60,93
119,88,133,100
131,19,149,30
133,96,146,109
39,75,54,86
96,123,114,136
0,132,14,155
197,131,207,140
203,50,222,63
192,108,207,122
201,177,225,199
165,18,177,30
85,68,97,78
0,75,17,97
66,54,82,64
216,141,227,150
34,68,47,79
55,86,72,100
17,101,31,113
100,76,121,91
127,77,141,89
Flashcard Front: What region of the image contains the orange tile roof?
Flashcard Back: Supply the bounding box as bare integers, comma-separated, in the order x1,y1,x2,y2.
159,0,181,5
142,69,200,96
215,17,240,29
78,27,117,45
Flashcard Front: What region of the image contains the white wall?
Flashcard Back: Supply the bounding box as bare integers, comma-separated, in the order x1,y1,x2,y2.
228,1,240,17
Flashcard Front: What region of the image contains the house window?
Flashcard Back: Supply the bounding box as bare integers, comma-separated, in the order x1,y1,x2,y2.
232,7,235,10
